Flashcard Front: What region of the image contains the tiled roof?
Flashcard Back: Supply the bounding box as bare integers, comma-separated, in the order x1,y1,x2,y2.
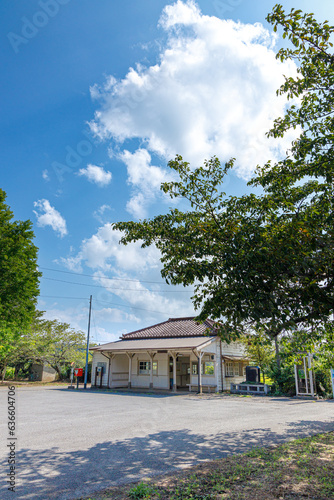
121,317,218,340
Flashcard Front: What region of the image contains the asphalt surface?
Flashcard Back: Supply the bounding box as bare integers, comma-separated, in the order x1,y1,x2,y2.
0,386,333,500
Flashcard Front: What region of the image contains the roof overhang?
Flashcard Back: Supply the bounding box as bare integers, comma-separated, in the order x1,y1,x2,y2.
91,336,216,353
222,355,248,361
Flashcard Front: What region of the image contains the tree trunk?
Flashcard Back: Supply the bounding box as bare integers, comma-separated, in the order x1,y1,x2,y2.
54,365,62,381
1,364,7,382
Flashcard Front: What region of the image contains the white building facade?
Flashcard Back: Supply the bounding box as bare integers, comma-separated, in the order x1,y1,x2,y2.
91,317,248,393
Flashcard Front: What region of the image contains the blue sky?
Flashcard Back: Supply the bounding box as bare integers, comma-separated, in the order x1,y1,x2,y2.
1,0,333,343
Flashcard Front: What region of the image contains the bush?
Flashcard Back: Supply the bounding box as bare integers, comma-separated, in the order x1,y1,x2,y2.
5,367,15,380
268,364,295,396
128,482,156,499
314,367,332,397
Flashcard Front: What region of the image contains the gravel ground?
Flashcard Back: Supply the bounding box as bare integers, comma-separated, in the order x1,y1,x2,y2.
0,386,333,500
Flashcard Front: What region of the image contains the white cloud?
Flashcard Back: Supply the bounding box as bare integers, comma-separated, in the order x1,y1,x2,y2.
120,148,175,218
59,224,196,324
33,199,67,238
93,204,112,223
61,224,161,272
42,169,50,181
78,164,112,187
94,272,196,321
90,0,298,182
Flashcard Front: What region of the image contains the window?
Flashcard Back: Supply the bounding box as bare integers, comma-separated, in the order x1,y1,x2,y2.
192,362,203,375
204,361,214,375
138,361,150,374
225,362,234,377
234,364,240,376
138,360,158,375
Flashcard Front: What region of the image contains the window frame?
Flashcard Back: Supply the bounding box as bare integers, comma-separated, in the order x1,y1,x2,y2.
225,361,234,377
204,361,215,376
138,360,150,375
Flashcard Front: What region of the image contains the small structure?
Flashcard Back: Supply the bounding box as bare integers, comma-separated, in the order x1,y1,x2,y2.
91,317,248,392
230,366,272,395
30,363,57,382
294,353,316,397
230,382,272,395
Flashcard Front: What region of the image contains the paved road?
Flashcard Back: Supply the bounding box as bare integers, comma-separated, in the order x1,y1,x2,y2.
1,387,333,500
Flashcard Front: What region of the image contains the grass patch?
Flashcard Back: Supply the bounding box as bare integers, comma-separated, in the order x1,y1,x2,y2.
80,432,334,500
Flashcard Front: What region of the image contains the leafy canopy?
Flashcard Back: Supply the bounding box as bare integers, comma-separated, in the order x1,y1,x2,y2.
114,5,333,340
0,189,40,338
0,313,89,381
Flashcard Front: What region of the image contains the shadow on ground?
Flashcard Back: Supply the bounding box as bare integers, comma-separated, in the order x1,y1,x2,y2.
2,418,334,500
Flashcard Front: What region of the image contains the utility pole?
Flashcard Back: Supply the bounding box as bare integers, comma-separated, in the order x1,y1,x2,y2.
84,295,92,389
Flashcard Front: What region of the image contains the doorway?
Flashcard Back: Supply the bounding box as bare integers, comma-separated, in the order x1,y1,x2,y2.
169,355,190,390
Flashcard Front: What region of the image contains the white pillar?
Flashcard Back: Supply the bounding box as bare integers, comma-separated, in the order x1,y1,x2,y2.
197,351,204,394
294,364,299,396
109,354,114,388
147,352,155,389
303,356,309,394
126,353,133,388
308,353,315,397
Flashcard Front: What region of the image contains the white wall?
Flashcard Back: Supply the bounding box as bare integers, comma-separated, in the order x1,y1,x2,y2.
221,341,247,391
189,339,219,389
221,341,246,356
110,354,128,388
93,338,246,392
91,351,110,387
130,353,169,389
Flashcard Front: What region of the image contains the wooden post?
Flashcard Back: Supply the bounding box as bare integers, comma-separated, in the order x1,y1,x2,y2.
294,364,299,396
303,356,309,394
308,353,315,397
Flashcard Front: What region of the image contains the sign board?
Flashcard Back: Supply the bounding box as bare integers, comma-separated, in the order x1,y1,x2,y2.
330,368,334,398
74,368,83,377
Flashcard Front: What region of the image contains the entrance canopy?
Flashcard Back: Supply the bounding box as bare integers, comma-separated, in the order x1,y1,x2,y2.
91,336,216,353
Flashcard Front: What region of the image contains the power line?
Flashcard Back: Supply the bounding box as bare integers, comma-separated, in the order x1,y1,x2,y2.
94,298,167,315
91,305,99,344
39,295,88,300
39,294,169,316
38,266,173,285
40,276,192,293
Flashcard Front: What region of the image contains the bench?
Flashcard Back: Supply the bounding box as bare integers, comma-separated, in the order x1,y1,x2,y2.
187,383,217,393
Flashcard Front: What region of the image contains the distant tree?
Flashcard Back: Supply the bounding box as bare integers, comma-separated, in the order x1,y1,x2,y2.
0,314,90,382
27,317,88,380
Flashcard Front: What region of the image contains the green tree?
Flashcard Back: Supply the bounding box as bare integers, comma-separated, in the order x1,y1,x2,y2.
114,5,333,340
268,325,334,396
0,314,89,381
0,189,41,380
241,328,275,383
0,189,40,332
27,316,88,380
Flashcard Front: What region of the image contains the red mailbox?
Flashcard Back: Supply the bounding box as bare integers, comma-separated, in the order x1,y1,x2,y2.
74,368,83,377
